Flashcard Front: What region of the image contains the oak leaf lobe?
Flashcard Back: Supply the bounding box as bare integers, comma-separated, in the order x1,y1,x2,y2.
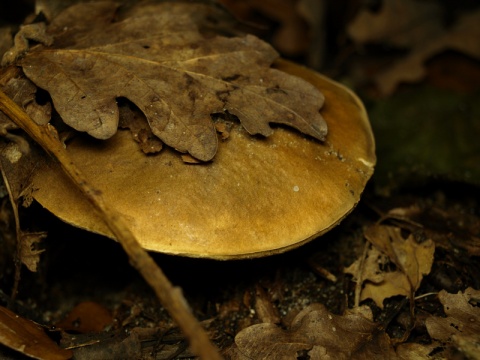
18,1,327,161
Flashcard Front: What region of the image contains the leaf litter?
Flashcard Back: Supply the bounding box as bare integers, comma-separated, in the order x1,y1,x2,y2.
0,67,50,276
345,224,435,308
118,101,163,154
0,305,72,360
0,2,330,357
1,1,479,359
225,192,479,359
426,288,480,360
347,0,480,95
229,303,393,359
4,0,327,161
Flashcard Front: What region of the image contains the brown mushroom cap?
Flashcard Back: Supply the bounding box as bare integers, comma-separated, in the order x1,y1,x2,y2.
31,60,375,259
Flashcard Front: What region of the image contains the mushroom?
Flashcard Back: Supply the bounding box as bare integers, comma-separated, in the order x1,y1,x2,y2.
31,60,375,259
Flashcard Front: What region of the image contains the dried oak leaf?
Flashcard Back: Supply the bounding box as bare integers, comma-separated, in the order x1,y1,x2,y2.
118,103,163,154
1,141,48,272
0,68,51,273
0,72,49,209
230,303,398,359
348,0,480,94
0,71,51,131
426,288,480,359
374,9,480,95
347,0,443,48
18,231,47,272
345,225,435,308
14,1,327,161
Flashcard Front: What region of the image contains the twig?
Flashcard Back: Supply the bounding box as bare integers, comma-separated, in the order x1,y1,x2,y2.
0,88,222,360
354,240,370,308
0,166,22,305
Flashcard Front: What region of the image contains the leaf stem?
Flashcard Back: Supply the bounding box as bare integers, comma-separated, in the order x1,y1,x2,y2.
0,88,222,360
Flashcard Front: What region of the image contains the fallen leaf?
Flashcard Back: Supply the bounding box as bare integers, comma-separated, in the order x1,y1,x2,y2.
347,0,480,94
254,285,281,324
1,67,49,274
395,342,439,360
374,10,480,94
345,246,412,307
56,301,113,333
0,71,47,194
426,288,480,359
365,225,435,289
213,120,233,141
345,245,389,285
0,151,47,273
118,103,163,154
360,270,413,309
0,305,72,360
0,74,51,129
18,231,46,272
1,22,53,66
347,0,443,48
345,225,435,307
230,303,398,359
386,204,480,257
180,153,201,164
11,1,327,161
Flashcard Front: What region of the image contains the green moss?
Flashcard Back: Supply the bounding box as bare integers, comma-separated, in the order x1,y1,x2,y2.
366,86,480,188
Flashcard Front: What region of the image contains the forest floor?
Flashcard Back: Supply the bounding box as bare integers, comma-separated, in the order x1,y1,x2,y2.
1,1,479,359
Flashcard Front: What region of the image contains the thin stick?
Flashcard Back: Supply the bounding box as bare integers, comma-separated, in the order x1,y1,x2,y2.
354,240,370,308
0,89,222,360
0,166,22,305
